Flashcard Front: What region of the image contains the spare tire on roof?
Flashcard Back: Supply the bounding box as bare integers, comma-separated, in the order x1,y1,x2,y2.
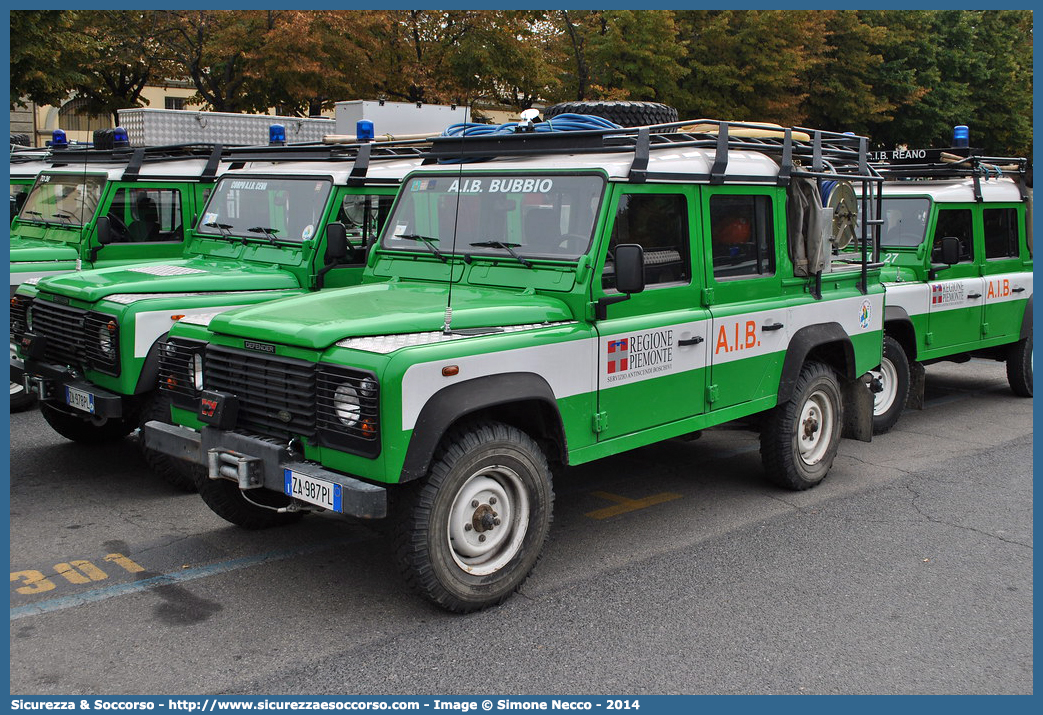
542,101,678,129
10,133,31,147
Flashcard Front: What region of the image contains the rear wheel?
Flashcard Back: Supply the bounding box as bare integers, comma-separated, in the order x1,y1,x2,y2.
1006,332,1033,397
869,335,910,435
40,402,137,443
197,478,304,530
138,392,202,492
760,361,843,490
395,421,553,613
10,381,35,412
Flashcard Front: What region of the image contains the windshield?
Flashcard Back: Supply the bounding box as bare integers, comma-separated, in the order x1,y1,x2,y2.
196,176,333,243
18,173,105,226
383,174,605,260
873,197,931,248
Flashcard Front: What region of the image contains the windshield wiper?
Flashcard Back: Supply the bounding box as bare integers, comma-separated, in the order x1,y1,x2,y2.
204,221,237,243
395,233,448,263
469,241,533,269
52,211,76,225
248,226,280,244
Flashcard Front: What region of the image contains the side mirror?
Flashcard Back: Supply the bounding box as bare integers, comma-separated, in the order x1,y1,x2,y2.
614,244,646,295
939,235,960,265
96,216,113,246
325,222,353,264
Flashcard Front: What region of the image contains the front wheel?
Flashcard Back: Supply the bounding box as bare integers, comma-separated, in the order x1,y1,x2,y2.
138,392,202,492
760,361,844,490
197,478,304,530
395,422,554,613
1006,333,1033,397
869,335,911,435
40,402,138,443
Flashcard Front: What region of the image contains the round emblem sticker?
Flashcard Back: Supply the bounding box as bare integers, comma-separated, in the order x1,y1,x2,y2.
859,298,872,329
301,224,314,241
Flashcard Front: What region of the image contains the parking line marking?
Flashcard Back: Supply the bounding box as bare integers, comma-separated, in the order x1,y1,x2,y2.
585,490,683,520
10,534,369,621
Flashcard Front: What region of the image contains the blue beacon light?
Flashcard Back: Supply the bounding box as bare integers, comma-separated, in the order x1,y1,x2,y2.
112,127,130,147
952,125,969,148
269,124,287,146
51,129,68,148
357,120,375,141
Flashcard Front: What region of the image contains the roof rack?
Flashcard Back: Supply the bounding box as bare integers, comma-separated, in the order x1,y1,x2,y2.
425,118,884,187
871,150,1029,201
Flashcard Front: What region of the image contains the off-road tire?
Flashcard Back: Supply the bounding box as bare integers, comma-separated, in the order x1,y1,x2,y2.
138,392,202,492
760,361,843,490
1006,332,1033,397
197,477,304,530
870,335,911,435
40,402,138,443
394,421,554,613
10,382,36,412
543,100,678,128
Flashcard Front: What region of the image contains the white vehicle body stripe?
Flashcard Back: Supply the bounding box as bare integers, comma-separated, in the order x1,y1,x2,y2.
133,305,250,358
885,271,1031,317
10,269,70,285
398,293,883,431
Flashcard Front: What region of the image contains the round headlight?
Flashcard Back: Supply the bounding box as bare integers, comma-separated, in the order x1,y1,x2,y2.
24,305,33,332
190,352,204,391
97,321,117,358
333,383,361,427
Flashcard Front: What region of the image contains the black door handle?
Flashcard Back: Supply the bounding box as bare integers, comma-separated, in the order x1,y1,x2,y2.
967,293,982,299
761,322,784,332
1012,287,1026,293
678,336,704,346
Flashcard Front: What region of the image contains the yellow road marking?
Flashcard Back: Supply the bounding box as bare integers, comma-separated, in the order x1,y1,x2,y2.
585,490,683,520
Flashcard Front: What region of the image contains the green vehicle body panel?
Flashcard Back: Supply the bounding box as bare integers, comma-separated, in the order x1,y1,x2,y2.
161,165,885,487
14,183,400,402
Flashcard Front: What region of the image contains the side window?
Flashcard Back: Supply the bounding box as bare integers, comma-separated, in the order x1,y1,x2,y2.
983,207,1019,260
108,188,183,243
337,194,395,260
931,208,974,263
602,193,690,290
710,194,775,279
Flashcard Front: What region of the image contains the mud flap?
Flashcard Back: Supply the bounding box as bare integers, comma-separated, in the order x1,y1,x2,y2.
906,361,926,410
841,376,873,442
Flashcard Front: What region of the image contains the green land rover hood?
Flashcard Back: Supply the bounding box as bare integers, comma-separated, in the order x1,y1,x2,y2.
10,238,80,264
36,258,301,303
209,282,575,350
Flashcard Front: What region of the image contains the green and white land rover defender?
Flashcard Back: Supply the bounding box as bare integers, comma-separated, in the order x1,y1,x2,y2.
145,120,887,611
859,146,1032,433
9,139,230,412
11,141,425,489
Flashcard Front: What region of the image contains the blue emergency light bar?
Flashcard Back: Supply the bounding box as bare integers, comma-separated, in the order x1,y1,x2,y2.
269,124,286,146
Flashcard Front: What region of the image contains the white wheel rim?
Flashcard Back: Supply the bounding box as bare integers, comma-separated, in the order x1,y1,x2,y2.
11,381,25,397
797,389,834,466
870,357,898,416
447,467,529,577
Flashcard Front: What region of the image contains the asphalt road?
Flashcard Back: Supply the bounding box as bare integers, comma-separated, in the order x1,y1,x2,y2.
8,359,1033,695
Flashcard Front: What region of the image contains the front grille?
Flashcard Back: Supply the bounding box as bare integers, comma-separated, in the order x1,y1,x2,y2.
205,345,318,439
84,312,120,374
10,295,31,340
158,338,205,409
30,298,87,366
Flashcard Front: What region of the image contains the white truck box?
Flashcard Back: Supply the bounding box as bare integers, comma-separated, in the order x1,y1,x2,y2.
334,100,469,137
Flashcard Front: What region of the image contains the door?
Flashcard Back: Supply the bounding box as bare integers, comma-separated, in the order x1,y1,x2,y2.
593,185,709,440
925,206,986,354
702,187,790,410
315,189,397,289
980,205,1031,343
93,183,190,267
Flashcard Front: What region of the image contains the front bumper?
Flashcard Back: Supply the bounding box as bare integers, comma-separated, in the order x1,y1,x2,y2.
142,421,387,519
21,358,125,418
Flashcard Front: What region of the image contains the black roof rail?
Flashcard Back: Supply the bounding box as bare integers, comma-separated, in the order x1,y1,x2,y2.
46,142,228,167
219,138,432,163
425,118,883,186
872,151,1028,201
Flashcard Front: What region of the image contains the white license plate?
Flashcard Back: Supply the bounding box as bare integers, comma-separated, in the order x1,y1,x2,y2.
284,469,342,512
65,386,96,414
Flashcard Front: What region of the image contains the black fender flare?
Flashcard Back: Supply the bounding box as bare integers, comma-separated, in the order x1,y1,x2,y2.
777,322,856,404
399,372,564,483
134,333,169,395
1020,294,1032,340
883,305,917,361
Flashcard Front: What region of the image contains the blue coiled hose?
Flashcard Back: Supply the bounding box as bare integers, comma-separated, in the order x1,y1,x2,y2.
441,113,621,137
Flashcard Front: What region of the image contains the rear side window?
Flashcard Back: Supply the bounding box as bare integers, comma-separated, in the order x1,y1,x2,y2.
983,207,1019,260
603,193,690,290
710,194,775,279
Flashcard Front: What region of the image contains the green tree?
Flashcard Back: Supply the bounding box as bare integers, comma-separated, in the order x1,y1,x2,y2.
9,11,88,109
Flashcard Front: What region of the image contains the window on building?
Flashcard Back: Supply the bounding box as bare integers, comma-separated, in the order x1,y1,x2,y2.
165,97,187,111
58,98,106,133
